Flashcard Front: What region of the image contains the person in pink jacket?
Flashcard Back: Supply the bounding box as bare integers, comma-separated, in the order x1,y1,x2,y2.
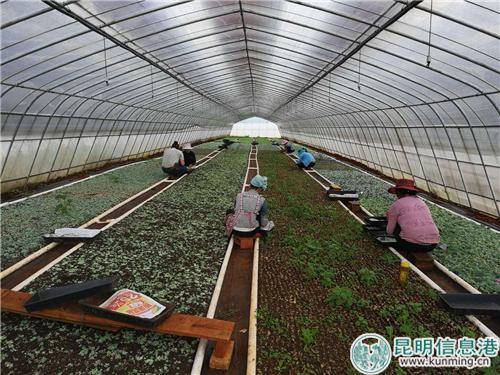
386,179,440,253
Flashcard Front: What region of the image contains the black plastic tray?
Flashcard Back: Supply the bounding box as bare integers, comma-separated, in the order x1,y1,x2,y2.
43,229,101,244
440,293,500,316
80,291,175,328
327,193,359,201
376,236,397,244
368,216,387,220
43,235,95,244
365,221,386,229
24,276,117,312
327,189,357,195
363,224,385,231
366,217,388,223
371,230,389,238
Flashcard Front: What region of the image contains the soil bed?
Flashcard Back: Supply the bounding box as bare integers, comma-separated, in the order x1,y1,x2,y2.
247,169,258,181
204,136,278,150
312,154,500,294
1,147,249,375
1,147,215,271
257,149,483,374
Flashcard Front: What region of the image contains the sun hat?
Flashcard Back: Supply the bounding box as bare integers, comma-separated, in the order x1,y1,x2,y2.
250,175,268,190
388,179,418,194
182,143,193,150
281,139,288,145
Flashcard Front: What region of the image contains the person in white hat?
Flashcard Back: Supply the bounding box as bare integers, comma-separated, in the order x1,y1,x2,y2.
182,143,196,168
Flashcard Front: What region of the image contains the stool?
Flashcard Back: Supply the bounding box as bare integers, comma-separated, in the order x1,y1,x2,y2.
408,252,435,271
209,340,235,370
347,200,362,214
234,234,260,249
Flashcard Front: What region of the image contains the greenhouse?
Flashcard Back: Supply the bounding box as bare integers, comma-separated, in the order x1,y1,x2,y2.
0,0,499,374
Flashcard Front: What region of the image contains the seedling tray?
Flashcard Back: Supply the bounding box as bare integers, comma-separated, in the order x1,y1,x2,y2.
24,276,117,312
43,228,101,243
363,224,385,231
366,217,388,224
440,293,500,316
79,291,175,328
371,231,388,239
326,190,357,195
368,216,387,220
376,236,397,244
327,192,359,200
364,221,386,229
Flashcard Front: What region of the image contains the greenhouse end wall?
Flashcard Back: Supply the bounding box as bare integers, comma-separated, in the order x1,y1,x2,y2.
281,126,499,217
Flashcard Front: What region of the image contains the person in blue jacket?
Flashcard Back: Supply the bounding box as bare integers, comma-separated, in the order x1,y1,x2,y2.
296,147,316,169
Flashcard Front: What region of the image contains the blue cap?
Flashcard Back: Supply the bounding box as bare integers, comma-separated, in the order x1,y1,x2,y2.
250,175,268,190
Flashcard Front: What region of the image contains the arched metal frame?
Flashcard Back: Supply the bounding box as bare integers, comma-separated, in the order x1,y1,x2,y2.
1,0,498,215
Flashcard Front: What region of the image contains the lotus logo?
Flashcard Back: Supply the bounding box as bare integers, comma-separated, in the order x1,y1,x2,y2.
350,333,392,374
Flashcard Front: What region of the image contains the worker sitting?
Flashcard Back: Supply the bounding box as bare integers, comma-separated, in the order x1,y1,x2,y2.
182,143,196,168
280,140,294,153
296,147,316,169
219,139,234,150
161,141,188,178
386,179,440,253
225,175,275,237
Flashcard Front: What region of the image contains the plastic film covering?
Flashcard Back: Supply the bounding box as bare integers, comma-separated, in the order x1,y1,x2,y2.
1,0,240,191
0,0,498,217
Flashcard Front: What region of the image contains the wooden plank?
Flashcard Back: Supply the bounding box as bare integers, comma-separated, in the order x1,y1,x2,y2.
1,289,234,342
1,289,122,331
157,314,234,341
